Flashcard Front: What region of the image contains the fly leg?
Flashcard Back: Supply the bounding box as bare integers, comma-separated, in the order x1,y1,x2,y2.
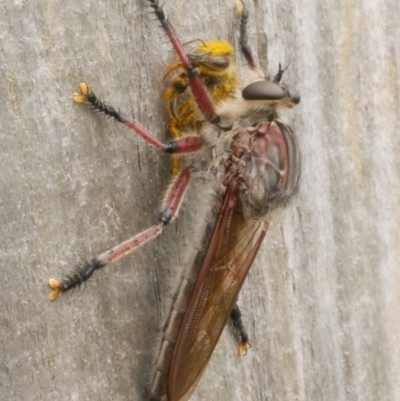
235,0,257,69
74,82,204,155
230,302,251,355
48,168,191,300
147,0,221,125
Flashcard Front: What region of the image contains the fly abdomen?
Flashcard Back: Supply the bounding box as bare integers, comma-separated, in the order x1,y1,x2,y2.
149,242,208,400
149,203,219,401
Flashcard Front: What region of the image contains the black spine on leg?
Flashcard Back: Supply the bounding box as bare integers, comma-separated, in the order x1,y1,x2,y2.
60,258,106,293
238,1,256,70
230,302,249,348
147,0,169,30
85,90,125,123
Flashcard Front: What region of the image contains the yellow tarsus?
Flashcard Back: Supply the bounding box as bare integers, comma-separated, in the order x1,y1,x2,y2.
234,0,245,18
48,278,62,301
73,81,90,103
237,341,251,356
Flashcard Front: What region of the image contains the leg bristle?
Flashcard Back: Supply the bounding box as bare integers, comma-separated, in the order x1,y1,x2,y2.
229,302,251,355
73,82,123,122
47,258,106,300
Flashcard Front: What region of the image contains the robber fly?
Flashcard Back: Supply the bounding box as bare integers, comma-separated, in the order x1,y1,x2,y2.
48,1,300,400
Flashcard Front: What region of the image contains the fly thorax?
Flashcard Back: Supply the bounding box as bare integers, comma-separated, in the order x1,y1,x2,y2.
236,121,300,218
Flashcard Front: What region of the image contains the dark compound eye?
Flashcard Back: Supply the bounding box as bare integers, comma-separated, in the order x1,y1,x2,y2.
286,85,301,104
242,81,284,101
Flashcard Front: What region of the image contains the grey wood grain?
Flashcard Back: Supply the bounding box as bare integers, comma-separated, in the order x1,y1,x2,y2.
1,0,399,400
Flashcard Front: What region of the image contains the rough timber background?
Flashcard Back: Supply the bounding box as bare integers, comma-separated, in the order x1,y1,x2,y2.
1,0,400,400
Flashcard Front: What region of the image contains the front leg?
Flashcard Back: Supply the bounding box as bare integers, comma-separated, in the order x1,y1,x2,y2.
147,0,221,125
74,82,204,155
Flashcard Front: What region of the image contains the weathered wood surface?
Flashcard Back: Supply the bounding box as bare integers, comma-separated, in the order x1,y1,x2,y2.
1,0,400,400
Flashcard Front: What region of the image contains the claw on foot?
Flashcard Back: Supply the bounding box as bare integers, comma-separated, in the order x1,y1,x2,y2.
73,82,90,103
48,278,62,301
234,0,244,18
237,341,251,356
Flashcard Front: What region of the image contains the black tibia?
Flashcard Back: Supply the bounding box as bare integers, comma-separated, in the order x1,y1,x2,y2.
238,1,257,69
60,259,105,293
230,302,250,354
147,0,169,30
48,258,107,301
83,88,125,123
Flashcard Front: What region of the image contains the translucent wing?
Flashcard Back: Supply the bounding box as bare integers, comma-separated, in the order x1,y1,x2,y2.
168,177,269,401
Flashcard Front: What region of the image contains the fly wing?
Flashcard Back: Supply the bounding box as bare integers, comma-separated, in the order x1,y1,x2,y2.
168,178,270,401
